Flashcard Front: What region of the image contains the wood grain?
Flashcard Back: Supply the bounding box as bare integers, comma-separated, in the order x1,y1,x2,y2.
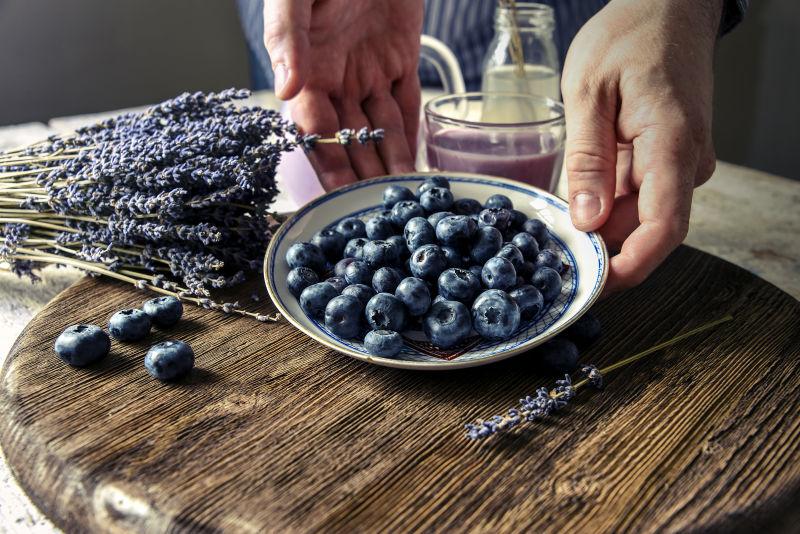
1,245,799,533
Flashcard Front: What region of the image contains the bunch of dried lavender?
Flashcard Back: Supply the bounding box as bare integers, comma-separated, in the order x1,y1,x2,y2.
0,89,383,321
465,315,733,440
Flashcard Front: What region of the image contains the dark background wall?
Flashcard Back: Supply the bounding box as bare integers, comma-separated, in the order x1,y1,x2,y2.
0,0,797,179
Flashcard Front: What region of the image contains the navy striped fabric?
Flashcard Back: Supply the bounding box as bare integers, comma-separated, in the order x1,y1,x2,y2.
236,0,748,91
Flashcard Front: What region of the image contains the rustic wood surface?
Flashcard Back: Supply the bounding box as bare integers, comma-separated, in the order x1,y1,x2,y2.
1,245,799,533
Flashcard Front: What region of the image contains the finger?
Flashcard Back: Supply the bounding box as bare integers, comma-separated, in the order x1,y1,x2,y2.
335,99,387,179
391,72,422,161
615,143,634,196
596,193,639,255
602,127,697,294
363,93,415,174
563,79,619,231
263,0,312,100
291,90,358,191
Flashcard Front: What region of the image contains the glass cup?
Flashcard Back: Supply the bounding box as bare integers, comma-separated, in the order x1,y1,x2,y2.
422,92,565,193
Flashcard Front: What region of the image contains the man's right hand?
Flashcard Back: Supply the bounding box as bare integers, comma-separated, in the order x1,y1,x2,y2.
263,0,423,190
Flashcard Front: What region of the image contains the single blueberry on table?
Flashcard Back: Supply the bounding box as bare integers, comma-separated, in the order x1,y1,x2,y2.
383,184,416,208
509,285,545,320
471,289,521,340
495,243,525,271
394,277,431,316
531,266,562,302
391,200,426,228
288,267,320,297
538,338,579,373
409,244,448,281
299,282,339,319
511,232,540,261
144,340,195,381
453,198,483,215
385,235,410,260
325,276,347,293
420,186,454,213
325,294,364,339
364,330,404,357
484,194,513,210
438,268,481,303
142,295,184,327
365,293,407,331
343,237,369,259
311,228,346,260
481,257,517,291
372,267,405,294
344,260,374,285
509,209,528,231
335,217,367,241
477,208,512,232
436,215,477,249
523,218,549,247
404,217,436,252
109,309,152,342
341,283,376,307
441,246,465,267
285,242,326,273
423,300,472,349
427,210,454,229
362,239,401,268
334,257,357,278
535,249,563,274
564,312,602,348
54,324,110,367
365,214,396,240
470,226,503,265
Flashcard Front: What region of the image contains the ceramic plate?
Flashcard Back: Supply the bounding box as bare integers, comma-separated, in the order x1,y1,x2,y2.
265,172,608,370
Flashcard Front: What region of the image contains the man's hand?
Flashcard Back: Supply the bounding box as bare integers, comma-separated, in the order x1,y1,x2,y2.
562,0,722,294
263,0,423,191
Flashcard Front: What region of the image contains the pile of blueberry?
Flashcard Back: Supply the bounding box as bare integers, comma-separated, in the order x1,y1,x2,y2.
285,176,572,358
54,296,195,381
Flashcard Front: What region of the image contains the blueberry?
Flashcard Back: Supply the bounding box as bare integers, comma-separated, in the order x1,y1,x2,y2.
288,267,320,298
432,294,448,306
470,226,503,264
427,211,454,229
299,282,339,319
409,244,448,281
334,257,357,278
372,266,404,294
404,217,436,252
535,249,563,273
54,324,110,366
325,295,364,339
325,276,347,293
513,276,526,289
341,283,376,307
394,277,431,316
364,330,404,357
385,235,410,260
478,208,512,232
441,246,465,267
365,214,396,240
511,232,540,261
484,194,513,210
344,260,374,285
144,340,195,381
538,338,579,373
468,265,483,280
453,198,483,215
435,215,477,249
517,260,536,280
142,296,184,327
335,217,367,241
362,239,400,268
564,312,602,348
285,242,326,273
311,228,346,260
481,257,517,291
343,237,369,259
423,300,471,348
365,293,407,331
509,285,545,320
416,176,450,198
495,243,525,271
523,218,549,247
438,268,481,303
108,309,151,341
531,266,562,302
471,290,521,340
509,209,528,231
420,186,454,213
391,200,425,228
383,185,416,208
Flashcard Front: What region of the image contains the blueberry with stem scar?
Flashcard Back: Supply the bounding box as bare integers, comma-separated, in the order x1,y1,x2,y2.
54,324,110,366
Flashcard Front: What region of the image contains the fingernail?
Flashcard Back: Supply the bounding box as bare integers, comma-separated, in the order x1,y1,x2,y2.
572,192,601,225
273,64,288,98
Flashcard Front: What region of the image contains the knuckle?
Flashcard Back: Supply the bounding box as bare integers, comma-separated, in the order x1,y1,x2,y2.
566,144,615,179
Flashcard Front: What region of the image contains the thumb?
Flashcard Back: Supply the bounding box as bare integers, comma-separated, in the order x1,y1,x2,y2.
563,82,618,231
263,0,312,101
